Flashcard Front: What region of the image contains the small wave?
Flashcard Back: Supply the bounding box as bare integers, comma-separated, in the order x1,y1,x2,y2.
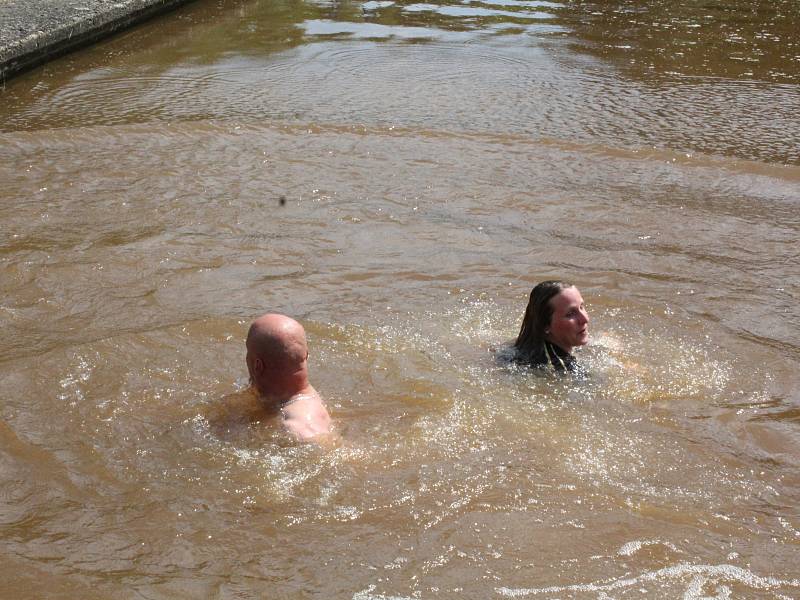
497,563,800,597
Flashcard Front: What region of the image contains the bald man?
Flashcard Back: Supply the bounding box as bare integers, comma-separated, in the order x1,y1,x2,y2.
244,313,331,440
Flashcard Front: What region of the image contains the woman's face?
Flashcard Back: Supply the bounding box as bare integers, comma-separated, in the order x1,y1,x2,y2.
546,287,590,352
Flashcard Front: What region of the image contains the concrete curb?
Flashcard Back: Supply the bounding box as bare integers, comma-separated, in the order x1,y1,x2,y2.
0,0,197,82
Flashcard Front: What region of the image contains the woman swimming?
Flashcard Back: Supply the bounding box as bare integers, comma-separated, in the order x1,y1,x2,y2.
514,281,590,373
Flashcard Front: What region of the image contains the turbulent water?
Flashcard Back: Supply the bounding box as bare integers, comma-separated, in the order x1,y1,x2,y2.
1,0,799,597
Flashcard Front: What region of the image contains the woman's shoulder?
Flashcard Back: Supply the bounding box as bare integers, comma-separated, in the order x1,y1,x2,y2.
497,341,588,376
495,342,548,368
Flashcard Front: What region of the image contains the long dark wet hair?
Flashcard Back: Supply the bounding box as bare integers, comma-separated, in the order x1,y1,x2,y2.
514,280,572,366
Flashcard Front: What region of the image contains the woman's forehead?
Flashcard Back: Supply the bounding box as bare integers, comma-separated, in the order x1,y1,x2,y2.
550,287,583,311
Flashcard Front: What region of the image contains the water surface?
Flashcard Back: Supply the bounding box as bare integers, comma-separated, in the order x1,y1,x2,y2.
1,0,799,597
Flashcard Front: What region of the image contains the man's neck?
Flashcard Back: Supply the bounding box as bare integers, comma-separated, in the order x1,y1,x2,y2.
254,381,312,411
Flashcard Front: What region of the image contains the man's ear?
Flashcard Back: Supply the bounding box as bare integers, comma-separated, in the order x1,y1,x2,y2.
253,357,264,373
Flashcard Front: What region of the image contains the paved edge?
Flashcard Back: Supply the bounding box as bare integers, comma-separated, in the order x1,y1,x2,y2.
0,0,197,83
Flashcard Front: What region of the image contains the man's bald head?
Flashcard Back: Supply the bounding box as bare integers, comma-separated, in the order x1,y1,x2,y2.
246,314,310,399
247,314,308,366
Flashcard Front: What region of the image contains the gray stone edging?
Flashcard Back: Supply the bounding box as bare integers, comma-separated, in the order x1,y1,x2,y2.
1,0,197,82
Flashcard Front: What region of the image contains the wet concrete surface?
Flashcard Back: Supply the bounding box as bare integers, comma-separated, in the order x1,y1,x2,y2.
0,0,196,81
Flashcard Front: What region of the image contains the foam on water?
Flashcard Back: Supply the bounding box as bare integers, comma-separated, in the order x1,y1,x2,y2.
3,299,795,596
144,297,779,543
618,538,680,557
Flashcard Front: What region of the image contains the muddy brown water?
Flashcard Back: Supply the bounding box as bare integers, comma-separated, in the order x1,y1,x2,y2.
1,0,799,597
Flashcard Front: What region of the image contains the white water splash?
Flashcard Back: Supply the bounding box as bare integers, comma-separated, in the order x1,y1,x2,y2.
496,563,800,597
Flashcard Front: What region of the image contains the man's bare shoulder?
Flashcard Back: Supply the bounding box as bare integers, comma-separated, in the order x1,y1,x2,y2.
281,386,332,441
